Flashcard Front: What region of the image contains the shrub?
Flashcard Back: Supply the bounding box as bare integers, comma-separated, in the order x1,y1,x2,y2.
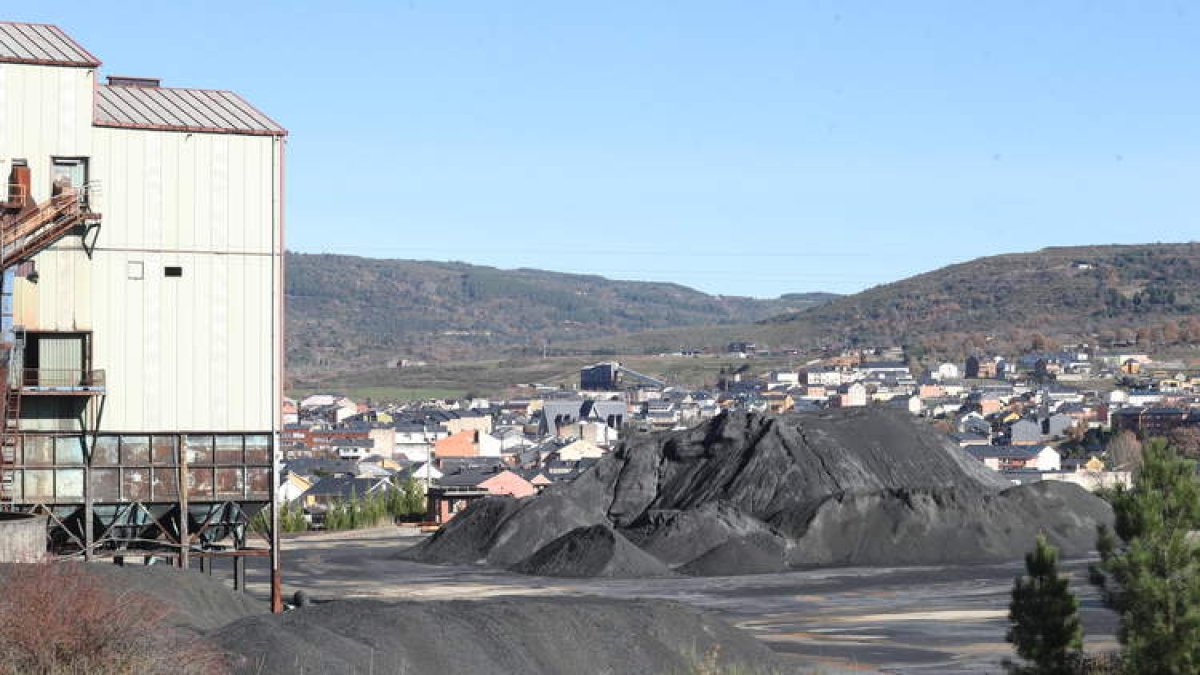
0,562,226,675
249,502,307,535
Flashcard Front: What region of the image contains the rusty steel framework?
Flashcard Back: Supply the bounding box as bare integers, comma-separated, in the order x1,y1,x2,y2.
0,167,280,601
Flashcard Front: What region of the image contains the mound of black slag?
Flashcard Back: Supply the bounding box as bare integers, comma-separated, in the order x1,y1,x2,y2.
215,597,794,675
404,409,1113,576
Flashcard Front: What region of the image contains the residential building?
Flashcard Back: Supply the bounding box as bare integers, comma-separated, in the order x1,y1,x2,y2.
427,466,535,523
433,430,479,460
836,382,867,408
965,355,998,379
1112,407,1198,438
1009,418,1043,445
301,475,395,510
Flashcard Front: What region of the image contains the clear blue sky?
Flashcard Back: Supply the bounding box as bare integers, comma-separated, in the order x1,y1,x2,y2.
14,1,1199,297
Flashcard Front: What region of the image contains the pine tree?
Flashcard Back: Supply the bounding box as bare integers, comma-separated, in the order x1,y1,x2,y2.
1090,439,1200,673
1006,533,1083,674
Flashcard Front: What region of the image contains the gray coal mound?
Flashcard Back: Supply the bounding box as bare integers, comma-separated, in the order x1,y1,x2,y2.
511,524,673,577
215,596,796,675
411,495,523,564
785,481,1113,566
405,409,1114,576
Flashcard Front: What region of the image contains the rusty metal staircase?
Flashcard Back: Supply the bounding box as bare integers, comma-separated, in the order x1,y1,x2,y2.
0,170,102,507
0,270,10,505
0,354,20,506
2,188,101,268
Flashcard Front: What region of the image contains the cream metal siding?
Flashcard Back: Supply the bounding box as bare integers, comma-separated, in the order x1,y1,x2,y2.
0,62,93,202
0,62,95,333
2,61,283,436
85,127,281,432
85,250,277,431
90,128,276,254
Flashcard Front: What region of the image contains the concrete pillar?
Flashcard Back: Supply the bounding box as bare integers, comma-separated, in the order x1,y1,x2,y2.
0,513,47,562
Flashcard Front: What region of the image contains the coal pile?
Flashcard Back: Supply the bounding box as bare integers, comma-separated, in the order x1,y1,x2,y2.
405,408,1113,576
3,562,795,674
215,596,794,675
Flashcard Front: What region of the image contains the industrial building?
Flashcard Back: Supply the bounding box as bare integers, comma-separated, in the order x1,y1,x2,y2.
0,22,284,606
579,361,665,391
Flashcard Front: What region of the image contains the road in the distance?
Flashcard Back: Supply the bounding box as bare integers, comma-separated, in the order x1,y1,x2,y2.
241,527,1118,674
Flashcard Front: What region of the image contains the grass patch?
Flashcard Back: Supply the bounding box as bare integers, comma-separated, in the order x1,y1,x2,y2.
290,386,467,403
291,353,807,400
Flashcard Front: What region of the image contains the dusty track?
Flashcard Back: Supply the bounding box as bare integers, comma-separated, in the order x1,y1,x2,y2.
241,528,1118,673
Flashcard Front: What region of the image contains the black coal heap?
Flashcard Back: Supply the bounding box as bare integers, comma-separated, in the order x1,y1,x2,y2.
405,408,1112,576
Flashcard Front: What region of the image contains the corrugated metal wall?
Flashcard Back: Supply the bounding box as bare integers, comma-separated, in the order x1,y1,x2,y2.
2,62,281,434
0,63,93,204
38,335,82,372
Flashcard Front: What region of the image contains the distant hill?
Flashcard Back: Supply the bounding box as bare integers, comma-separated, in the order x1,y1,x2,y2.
759,243,1200,357
285,253,835,371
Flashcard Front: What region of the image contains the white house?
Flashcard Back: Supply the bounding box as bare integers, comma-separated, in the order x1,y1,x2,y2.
301,394,339,409
409,461,444,485
838,382,867,408
805,368,844,387
906,395,923,415
393,423,449,462
933,363,961,381
770,371,801,386
477,431,503,458
557,439,605,462
1029,446,1062,472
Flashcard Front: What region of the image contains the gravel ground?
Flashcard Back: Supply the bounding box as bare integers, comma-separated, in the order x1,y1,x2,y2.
239,528,1119,674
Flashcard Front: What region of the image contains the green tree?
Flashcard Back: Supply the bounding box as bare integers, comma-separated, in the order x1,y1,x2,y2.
401,476,427,516
1006,534,1083,674
1090,439,1200,673
249,502,308,534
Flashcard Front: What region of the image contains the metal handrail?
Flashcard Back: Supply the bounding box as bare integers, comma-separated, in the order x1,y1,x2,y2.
19,368,106,388
3,182,101,212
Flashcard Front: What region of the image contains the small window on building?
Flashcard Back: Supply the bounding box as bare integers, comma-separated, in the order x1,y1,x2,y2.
164,266,183,278
51,157,89,204
127,261,144,280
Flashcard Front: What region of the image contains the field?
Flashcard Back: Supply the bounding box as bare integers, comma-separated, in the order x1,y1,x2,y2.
289,353,806,402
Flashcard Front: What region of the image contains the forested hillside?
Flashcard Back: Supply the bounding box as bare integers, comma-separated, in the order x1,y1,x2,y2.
760,243,1200,358
285,253,833,370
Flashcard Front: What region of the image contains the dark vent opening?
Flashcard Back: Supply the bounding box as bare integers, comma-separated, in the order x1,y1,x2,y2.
164,266,183,278
107,76,161,88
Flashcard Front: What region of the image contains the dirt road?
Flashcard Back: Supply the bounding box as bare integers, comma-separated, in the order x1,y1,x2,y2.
240,527,1117,673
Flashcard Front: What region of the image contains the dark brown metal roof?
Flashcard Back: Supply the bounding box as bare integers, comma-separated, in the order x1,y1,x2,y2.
94,85,287,137
0,22,101,67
